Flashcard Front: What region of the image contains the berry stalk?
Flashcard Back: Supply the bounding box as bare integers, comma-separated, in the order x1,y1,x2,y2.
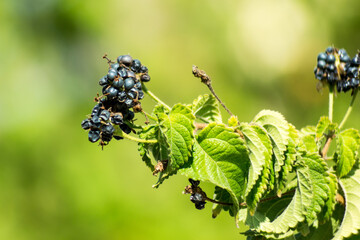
339,88,359,129
141,83,171,111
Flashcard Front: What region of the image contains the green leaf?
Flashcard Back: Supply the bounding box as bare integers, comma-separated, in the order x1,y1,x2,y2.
180,123,250,215
158,104,195,169
319,172,338,223
294,220,334,240
335,129,360,178
300,126,316,137
299,135,318,154
278,124,299,196
192,94,222,123
333,164,360,240
239,123,272,213
252,110,290,187
212,186,234,218
315,116,331,140
239,153,329,236
301,154,330,224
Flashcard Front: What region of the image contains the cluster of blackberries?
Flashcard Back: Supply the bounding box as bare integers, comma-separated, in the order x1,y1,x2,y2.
188,179,206,210
81,54,151,146
314,46,360,93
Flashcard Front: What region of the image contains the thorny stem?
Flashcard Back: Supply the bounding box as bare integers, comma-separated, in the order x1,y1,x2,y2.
192,65,235,118
142,83,171,111
121,132,158,144
339,88,359,129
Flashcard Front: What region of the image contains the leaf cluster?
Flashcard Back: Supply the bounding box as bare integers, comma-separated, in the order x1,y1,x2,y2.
135,94,360,239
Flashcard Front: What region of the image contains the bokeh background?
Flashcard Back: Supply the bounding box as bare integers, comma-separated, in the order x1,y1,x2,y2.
1,0,360,239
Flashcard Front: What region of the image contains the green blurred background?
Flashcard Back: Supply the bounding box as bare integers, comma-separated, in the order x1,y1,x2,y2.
1,0,360,239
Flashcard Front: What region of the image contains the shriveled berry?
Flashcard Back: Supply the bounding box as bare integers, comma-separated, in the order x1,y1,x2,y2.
111,114,123,125
101,124,115,135
189,179,200,187
100,110,110,121
118,91,127,101
124,98,133,108
120,123,132,134
113,135,124,140
127,70,136,79
190,193,204,203
140,65,148,73
91,115,101,129
195,202,206,210
124,78,135,90
138,90,144,100
126,110,135,120
81,119,92,130
118,68,127,78
131,59,141,72
128,88,138,99
99,76,108,86
88,130,101,143
141,74,151,82
91,104,102,117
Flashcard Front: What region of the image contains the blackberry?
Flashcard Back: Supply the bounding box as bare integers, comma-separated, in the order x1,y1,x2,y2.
190,193,206,210
91,104,102,117
140,65,148,73
126,110,135,121
124,98,133,108
127,88,138,99
138,90,144,100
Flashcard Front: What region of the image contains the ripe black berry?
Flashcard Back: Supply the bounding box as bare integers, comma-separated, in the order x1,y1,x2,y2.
101,124,115,135
317,52,327,61
111,63,120,71
120,123,132,134
113,79,124,89
124,78,135,90
131,59,141,72
120,55,133,66
107,87,119,98
107,69,118,81
317,60,326,69
127,70,136,79
111,114,123,125
99,76,108,86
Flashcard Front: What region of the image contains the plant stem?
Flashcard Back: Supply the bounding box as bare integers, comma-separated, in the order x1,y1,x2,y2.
339,88,358,129
192,65,235,117
329,85,334,122
204,197,233,206
142,84,171,111
142,110,158,121
121,132,158,144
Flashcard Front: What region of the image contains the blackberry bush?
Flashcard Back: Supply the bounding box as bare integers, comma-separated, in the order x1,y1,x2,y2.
81,50,360,239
